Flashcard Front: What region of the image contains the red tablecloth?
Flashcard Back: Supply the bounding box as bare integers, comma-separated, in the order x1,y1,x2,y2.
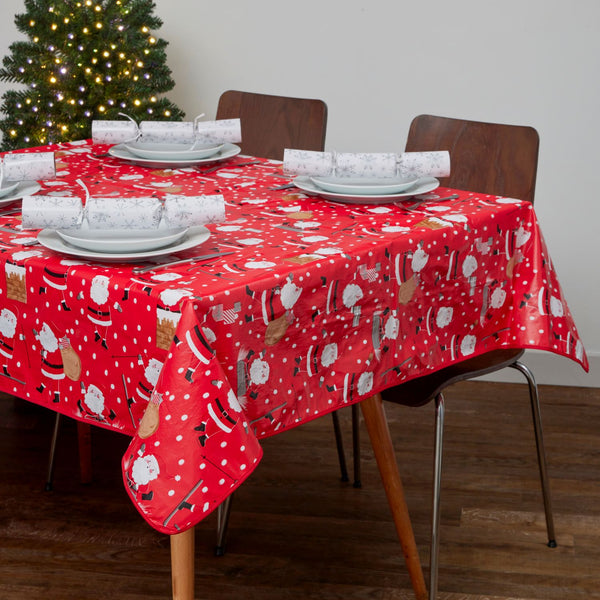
0,140,588,534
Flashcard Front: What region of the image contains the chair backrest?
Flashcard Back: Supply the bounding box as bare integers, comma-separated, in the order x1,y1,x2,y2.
216,90,328,161
405,114,539,205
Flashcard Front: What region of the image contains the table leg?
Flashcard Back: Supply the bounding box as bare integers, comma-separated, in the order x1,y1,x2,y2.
170,527,195,600
360,393,428,600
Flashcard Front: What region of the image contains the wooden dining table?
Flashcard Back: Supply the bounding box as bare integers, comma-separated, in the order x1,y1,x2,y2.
0,139,588,600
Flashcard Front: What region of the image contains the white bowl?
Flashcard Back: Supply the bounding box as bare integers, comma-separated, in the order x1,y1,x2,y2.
0,181,20,198
124,142,224,161
57,221,189,253
309,176,419,195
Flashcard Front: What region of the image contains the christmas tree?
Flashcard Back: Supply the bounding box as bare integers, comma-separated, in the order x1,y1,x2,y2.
0,0,185,151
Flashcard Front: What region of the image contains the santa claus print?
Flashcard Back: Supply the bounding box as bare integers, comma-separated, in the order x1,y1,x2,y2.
436,306,454,329
87,274,120,349
412,247,429,274
419,304,454,337
342,369,374,404
121,271,183,301
125,445,160,502
132,453,160,487
384,312,400,340
83,383,105,415
236,349,271,404
249,356,270,385
156,288,194,350
462,254,478,296
194,387,244,447
356,371,374,396
460,334,477,356
342,282,364,326
514,224,532,249
321,342,338,368
393,245,430,306
35,322,65,403
0,307,23,383
505,223,532,278
368,310,399,361
136,357,163,402
264,278,303,345
38,259,82,311
490,287,507,309
302,340,339,382
281,279,302,309
549,296,564,317
77,382,114,423
173,323,216,383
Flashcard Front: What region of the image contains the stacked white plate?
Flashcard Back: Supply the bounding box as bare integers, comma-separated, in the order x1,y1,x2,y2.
309,175,419,195
56,225,190,253
0,181,41,207
0,181,19,198
108,142,241,168
38,225,211,262
293,175,440,204
123,141,224,161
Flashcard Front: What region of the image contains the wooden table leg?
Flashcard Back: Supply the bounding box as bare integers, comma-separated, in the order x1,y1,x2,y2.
170,527,195,600
360,393,428,600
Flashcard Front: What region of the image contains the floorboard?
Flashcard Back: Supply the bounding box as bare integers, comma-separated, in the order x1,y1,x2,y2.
0,381,598,599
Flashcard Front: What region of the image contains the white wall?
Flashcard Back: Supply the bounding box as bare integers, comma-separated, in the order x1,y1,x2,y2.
1,0,598,386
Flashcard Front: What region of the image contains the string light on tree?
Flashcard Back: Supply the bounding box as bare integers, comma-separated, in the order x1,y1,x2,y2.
0,0,184,150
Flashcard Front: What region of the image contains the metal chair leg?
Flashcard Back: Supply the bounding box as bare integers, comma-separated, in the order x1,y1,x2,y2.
510,360,557,547
351,403,362,488
429,393,445,600
331,411,350,482
45,412,62,491
77,422,93,485
215,493,233,556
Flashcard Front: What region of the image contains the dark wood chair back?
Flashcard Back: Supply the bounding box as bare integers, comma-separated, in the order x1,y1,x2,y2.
405,114,539,205
381,114,542,408
216,90,328,160
379,119,556,597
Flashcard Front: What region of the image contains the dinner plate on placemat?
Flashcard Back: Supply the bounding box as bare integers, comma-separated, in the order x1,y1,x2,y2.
0,181,41,207
293,176,440,204
108,143,241,168
38,226,210,262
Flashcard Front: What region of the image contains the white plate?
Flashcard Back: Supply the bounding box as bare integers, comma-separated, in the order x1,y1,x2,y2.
109,143,241,168
123,142,224,161
0,182,20,198
38,226,210,262
293,176,440,204
56,226,189,253
309,175,419,195
0,181,41,207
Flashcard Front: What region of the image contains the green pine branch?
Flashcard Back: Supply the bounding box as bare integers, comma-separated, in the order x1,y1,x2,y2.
0,0,186,151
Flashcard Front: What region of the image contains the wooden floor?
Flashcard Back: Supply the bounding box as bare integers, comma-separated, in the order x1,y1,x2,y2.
0,381,598,600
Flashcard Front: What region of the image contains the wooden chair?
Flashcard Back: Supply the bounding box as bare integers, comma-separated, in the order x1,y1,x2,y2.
377,114,555,599
215,89,327,160
216,89,358,484
213,90,362,554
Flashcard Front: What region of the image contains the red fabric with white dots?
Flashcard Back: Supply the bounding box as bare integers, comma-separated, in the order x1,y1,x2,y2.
0,140,587,534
